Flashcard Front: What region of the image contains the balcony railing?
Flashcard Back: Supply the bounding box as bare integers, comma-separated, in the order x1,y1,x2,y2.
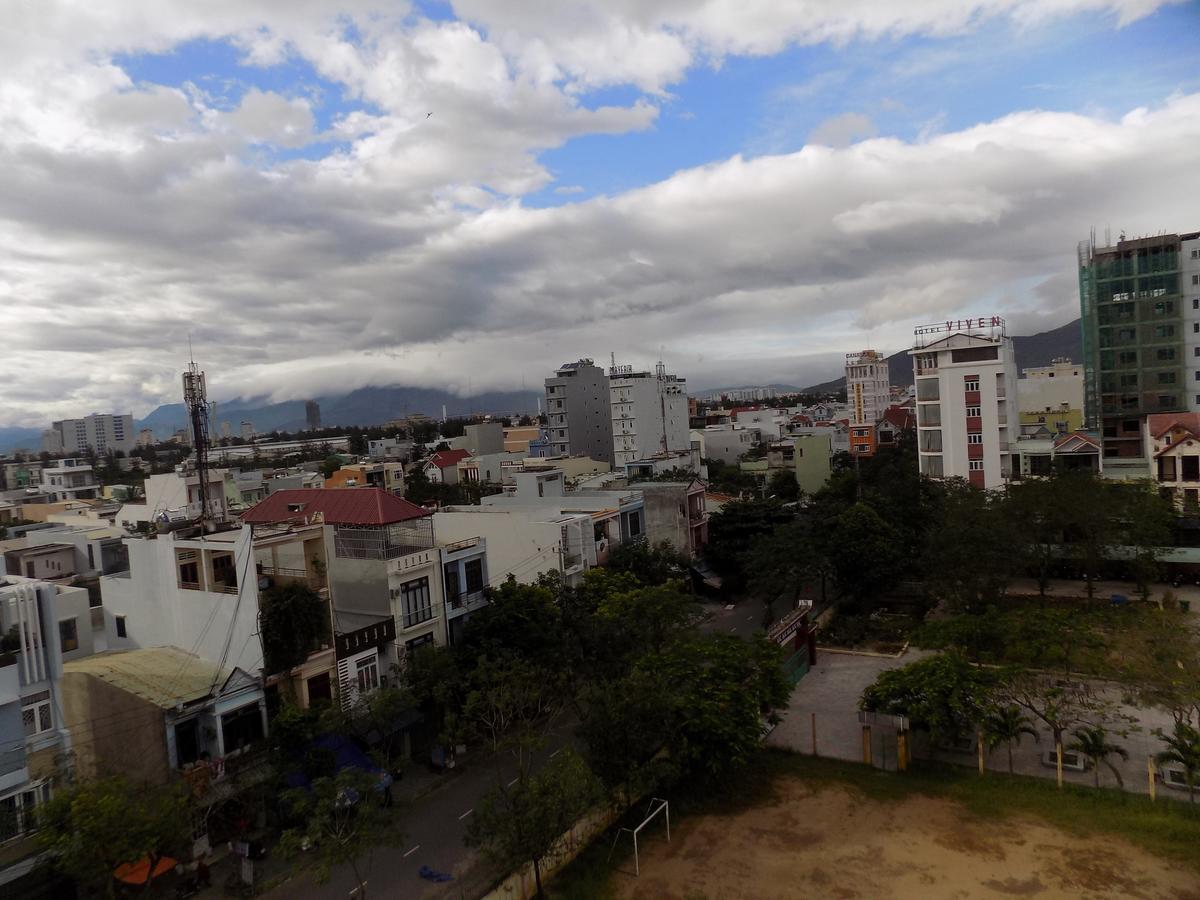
0,744,27,779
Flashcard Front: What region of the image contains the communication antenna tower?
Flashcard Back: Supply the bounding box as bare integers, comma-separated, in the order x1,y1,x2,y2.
182,358,213,531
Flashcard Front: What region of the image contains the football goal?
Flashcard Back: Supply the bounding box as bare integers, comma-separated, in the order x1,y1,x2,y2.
608,797,670,876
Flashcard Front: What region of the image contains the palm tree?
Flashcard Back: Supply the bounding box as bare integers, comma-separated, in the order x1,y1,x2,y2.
1069,725,1129,788
982,706,1039,774
1155,722,1200,803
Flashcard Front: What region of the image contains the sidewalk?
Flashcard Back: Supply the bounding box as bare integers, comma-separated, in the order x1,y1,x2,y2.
1006,577,1200,609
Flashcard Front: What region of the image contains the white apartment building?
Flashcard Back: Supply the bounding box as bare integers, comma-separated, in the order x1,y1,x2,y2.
609,361,690,467
1,577,93,889
910,317,1018,489
39,458,100,503
690,424,762,465
1017,359,1085,434
845,350,890,456
43,413,134,456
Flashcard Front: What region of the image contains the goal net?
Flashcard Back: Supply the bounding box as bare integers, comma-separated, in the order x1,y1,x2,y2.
608,798,670,876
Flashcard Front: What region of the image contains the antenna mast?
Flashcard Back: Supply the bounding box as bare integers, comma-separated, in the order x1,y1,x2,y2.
182,358,213,531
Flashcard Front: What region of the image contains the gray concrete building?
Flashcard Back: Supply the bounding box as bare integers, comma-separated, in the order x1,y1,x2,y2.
544,359,614,465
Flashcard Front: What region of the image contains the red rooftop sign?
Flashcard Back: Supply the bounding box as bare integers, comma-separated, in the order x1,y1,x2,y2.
913,315,1005,337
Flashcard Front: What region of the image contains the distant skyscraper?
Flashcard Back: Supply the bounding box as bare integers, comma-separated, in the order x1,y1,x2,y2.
305,400,322,431
240,421,255,441
220,421,232,439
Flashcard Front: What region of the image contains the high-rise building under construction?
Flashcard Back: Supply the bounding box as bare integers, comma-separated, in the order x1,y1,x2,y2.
1079,229,1200,463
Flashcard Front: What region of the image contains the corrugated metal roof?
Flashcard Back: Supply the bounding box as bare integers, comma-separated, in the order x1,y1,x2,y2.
241,488,431,526
63,647,228,708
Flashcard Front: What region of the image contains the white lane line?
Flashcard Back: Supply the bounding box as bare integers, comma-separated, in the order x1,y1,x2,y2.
549,748,561,758
729,626,737,632
459,808,474,820
403,845,420,858
507,777,519,787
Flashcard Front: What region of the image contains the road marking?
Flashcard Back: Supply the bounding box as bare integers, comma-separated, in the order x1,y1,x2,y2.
507,777,519,787
403,845,420,858
746,615,754,621
549,748,561,758
729,626,737,632
458,808,473,820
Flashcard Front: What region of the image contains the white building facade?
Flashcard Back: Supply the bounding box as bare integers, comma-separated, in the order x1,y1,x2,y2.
910,317,1018,489
39,458,100,503
609,362,690,467
845,350,890,456
44,413,134,456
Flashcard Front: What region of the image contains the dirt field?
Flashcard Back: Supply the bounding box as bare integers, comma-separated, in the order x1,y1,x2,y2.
612,778,1200,900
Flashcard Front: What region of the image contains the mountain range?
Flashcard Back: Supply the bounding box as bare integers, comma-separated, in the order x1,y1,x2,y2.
0,319,1082,454
801,318,1082,394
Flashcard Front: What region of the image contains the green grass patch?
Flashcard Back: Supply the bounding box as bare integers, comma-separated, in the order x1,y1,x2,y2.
549,749,1200,897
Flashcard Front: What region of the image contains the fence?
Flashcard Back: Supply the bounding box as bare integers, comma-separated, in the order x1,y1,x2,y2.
484,804,622,900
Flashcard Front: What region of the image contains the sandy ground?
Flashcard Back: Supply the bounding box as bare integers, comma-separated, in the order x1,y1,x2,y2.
612,778,1200,900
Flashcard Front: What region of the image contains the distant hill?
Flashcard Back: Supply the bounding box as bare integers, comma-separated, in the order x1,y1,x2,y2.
135,384,545,439
802,319,1082,393
690,382,806,397
0,426,43,455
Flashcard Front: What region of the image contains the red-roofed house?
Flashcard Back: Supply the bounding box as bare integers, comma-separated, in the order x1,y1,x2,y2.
423,448,471,486
876,406,916,448
1146,413,1200,510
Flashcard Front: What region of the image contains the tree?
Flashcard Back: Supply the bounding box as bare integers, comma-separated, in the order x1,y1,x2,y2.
1118,482,1175,601
578,671,677,807
925,482,1022,615
767,469,800,502
1059,472,1119,599
36,777,190,899
860,651,998,751
825,503,901,612
259,582,330,675
279,768,403,898
1121,607,1200,728
705,498,794,590
320,454,344,479
652,634,789,780
465,749,601,898
1008,476,1072,596
982,705,1039,774
1154,721,1200,803
1069,725,1129,788
605,539,689,586
331,685,416,772
742,519,821,626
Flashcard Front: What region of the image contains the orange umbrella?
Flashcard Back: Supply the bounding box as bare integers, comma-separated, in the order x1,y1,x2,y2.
114,855,177,885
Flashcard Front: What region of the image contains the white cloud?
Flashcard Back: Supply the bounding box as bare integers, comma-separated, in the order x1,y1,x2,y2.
0,1,1194,424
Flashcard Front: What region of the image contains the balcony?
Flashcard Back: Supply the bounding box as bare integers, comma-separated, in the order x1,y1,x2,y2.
257,565,320,590
0,744,28,794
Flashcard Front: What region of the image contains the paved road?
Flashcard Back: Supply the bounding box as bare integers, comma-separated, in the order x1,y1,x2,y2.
261,724,576,900
770,650,1190,795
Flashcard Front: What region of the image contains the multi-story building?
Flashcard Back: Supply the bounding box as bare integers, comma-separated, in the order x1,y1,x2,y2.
910,317,1018,489
689,424,762,465
39,458,100,503
1080,230,1200,463
43,413,134,456
627,479,708,558
1018,359,1085,436
609,361,689,467
544,360,614,464
845,350,890,457
305,400,322,431
1145,412,1200,510
0,577,94,891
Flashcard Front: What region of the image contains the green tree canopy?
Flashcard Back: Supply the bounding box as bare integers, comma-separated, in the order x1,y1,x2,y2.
259,582,330,675
860,651,998,746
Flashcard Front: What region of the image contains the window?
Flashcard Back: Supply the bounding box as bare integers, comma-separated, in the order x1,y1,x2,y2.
1158,348,1176,362
443,563,460,602
965,407,981,418
21,691,53,737
115,616,127,638
963,379,979,392
1159,372,1177,385
1193,274,1199,285
356,655,380,693
464,558,485,593
179,561,199,585
220,704,264,755
0,782,52,843
968,460,984,471
1194,298,1199,310
400,577,432,627
406,633,434,655
627,511,642,537
967,433,983,444
58,618,78,653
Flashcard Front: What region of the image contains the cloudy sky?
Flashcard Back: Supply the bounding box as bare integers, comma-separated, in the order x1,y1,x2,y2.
2,1,1200,425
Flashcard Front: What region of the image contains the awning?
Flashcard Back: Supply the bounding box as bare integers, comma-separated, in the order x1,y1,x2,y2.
114,856,176,885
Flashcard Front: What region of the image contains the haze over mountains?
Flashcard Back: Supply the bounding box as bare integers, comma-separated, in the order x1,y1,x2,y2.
0,320,1082,454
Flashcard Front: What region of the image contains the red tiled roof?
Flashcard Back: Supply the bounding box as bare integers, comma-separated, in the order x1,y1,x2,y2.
241,488,431,526
1147,413,1200,441
427,448,471,469
881,406,916,430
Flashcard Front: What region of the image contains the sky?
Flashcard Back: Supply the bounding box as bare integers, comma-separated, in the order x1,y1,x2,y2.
2,0,1200,425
